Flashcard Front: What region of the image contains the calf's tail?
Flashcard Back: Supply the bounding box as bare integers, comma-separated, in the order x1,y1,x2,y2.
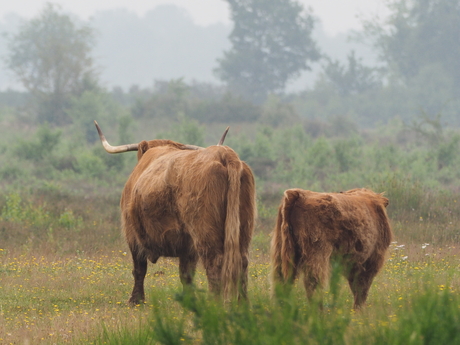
279,189,299,281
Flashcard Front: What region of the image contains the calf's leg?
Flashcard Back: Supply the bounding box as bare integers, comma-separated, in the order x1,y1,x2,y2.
347,259,380,310
303,270,319,301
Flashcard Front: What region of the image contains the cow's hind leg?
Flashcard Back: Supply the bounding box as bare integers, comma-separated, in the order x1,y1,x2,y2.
203,253,224,297
179,252,198,292
238,253,249,301
128,244,148,306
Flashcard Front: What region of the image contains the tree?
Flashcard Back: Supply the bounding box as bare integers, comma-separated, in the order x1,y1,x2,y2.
322,51,382,96
215,0,320,103
362,0,460,90
5,3,97,124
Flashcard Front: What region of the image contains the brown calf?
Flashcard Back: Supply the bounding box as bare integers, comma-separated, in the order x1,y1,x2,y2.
271,188,392,309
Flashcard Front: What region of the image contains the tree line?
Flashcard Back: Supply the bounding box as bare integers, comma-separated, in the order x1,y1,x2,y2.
1,0,460,127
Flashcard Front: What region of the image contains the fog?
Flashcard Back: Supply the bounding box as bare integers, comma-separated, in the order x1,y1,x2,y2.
0,0,458,126
0,4,376,92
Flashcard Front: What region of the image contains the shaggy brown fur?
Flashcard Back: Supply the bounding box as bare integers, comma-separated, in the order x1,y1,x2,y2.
270,188,392,309
118,139,255,305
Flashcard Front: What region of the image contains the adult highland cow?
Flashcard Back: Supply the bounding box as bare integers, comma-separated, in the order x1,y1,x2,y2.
95,121,256,305
271,188,392,309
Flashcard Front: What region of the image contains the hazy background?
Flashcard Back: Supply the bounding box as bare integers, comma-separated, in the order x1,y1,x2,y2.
0,0,459,195
0,0,381,91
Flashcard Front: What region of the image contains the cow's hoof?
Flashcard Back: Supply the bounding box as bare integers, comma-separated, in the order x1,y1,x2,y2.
128,297,144,307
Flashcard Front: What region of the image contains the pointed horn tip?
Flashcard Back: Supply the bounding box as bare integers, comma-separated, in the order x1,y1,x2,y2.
217,126,230,146
94,120,100,131
94,120,104,138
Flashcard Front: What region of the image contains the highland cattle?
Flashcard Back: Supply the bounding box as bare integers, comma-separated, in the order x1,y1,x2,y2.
271,188,392,309
95,121,256,305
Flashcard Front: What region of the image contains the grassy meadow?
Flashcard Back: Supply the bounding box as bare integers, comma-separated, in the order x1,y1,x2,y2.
2,115,460,344
1,190,460,344
1,242,460,344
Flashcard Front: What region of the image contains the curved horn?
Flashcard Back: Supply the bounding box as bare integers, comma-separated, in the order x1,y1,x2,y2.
183,144,203,150
217,126,230,146
94,120,139,153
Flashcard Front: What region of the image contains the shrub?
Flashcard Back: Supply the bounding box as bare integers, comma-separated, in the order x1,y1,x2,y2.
14,124,61,162
158,115,205,146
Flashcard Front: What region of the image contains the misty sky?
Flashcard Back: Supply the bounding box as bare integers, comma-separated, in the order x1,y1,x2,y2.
0,0,389,36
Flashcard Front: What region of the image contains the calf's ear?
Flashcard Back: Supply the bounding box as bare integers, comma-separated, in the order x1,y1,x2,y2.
382,197,389,208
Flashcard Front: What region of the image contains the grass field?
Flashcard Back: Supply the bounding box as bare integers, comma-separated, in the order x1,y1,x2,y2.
2,181,460,344
1,237,460,344
3,67,460,343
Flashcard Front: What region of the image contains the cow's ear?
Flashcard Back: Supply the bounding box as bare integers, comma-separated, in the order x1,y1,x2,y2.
137,141,149,161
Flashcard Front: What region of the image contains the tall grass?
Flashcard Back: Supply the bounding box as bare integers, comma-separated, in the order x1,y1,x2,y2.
369,287,460,344
95,263,460,345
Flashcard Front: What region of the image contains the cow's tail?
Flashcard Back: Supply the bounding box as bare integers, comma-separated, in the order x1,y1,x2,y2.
222,158,243,300
279,189,299,281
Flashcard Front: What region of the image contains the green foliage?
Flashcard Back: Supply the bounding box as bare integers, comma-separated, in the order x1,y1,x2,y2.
14,124,61,162
68,89,112,144
369,173,427,219
250,231,271,254
216,0,320,103
259,95,300,127
0,163,27,182
0,192,50,228
147,286,350,345
363,0,460,90
5,3,96,124
133,81,261,123
92,145,126,172
322,51,382,96
73,151,106,178
0,187,122,253
1,192,23,222
8,110,131,181
158,115,205,146
118,115,134,144
436,135,460,170
189,93,262,123
408,112,460,170
132,79,190,120
95,275,460,345
334,136,362,173
58,209,83,230
370,287,460,345
341,0,460,125
308,137,335,175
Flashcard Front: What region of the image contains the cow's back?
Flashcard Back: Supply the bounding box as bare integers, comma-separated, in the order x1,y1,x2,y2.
121,145,254,259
